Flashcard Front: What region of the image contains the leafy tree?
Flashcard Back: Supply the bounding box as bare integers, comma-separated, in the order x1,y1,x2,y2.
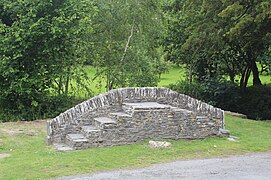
91,0,166,90
165,0,271,89
258,45,271,75
219,0,271,87
0,0,96,119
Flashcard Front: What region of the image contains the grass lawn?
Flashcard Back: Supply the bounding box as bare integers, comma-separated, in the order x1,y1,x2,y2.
78,65,186,98
81,65,186,96
158,65,186,87
0,116,270,179
82,65,270,97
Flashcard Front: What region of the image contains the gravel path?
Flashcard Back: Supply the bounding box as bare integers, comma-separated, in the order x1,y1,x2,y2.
58,152,271,180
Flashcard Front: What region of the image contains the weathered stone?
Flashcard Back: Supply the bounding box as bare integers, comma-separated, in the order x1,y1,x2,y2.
149,140,171,148
0,154,11,159
54,143,74,151
227,137,239,142
219,128,230,136
46,87,228,150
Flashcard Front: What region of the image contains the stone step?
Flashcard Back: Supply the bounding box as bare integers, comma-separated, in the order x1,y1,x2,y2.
81,125,101,137
170,107,195,118
219,128,230,137
93,117,117,129
66,134,89,149
109,112,132,119
123,102,171,115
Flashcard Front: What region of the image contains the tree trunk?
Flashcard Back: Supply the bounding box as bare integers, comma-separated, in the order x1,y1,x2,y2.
65,67,71,94
119,19,135,87
240,65,251,93
247,49,262,86
250,60,262,86
189,64,193,84
244,68,251,89
106,70,111,91
229,72,235,83
229,61,236,83
58,76,63,95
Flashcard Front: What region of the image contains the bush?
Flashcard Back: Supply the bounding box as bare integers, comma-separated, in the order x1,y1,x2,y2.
0,95,85,122
169,79,271,120
169,78,240,109
238,85,271,120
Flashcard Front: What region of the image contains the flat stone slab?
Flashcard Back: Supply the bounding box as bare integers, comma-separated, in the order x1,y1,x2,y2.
170,107,193,113
110,112,132,117
54,143,74,151
0,153,11,159
82,126,99,132
66,134,88,142
94,117,116,124
123,102,171,110
149,140,171,148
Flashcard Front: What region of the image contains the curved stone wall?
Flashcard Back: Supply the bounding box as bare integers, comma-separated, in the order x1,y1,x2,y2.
46,87,225,146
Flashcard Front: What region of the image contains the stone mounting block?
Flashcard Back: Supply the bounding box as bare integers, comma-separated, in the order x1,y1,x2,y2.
46,87,229,151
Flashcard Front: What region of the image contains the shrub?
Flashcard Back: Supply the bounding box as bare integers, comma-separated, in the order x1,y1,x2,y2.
0,95,85,122
238,85,271,120
169,79,271,120
169,78,239,109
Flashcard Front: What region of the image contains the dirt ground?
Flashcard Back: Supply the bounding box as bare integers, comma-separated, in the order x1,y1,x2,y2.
0,119,47,131
0,120,47,127
0,120,48,158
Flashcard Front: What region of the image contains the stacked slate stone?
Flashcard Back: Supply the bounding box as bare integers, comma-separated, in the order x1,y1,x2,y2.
46,87,229,150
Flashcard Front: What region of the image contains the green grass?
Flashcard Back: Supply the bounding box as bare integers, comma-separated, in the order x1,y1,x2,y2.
0,116,270,179
84,66,107,95
158,65,186,87
74,65,186,98
82,65,270,97
231,74,271,86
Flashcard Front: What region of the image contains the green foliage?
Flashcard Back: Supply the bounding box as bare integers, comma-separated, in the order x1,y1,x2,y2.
0,95,83,122
0,0,96,120
165,0,271,88
170,79,271,120
238,85,271,120
169,77,239,109
91,0,166,90
0,0,269,121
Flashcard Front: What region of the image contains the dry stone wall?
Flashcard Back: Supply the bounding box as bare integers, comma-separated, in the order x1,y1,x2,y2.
46,87,228,150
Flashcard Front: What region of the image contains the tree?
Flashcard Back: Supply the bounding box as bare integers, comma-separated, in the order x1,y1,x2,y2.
219,0,271,87
0,0,96,119
165,0,271,89
91,0,166,90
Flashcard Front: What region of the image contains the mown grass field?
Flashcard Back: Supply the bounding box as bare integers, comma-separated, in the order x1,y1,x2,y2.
81,65,186,96
84,65,270,97
0,116,270,179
